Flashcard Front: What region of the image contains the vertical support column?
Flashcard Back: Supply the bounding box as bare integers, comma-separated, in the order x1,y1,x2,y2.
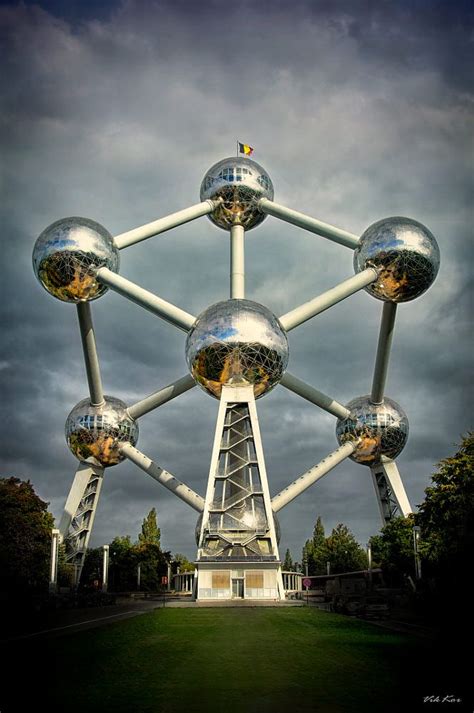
59,463,104,587
167,562,171,592
230,225,245,298
371,302,397,405
102,544,109,592
49,528,60,593
77,302,105,406
370,457,412,524
137,564,141,590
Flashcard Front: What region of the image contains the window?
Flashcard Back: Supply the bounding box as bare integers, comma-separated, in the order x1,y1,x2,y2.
246,572,264,588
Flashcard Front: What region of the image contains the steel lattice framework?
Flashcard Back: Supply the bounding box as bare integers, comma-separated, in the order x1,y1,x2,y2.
33,153,440,594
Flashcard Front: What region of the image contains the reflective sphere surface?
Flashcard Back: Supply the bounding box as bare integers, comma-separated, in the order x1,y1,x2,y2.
336,395,409,465
65,396,138,467
186,299,289,399
33,217,119,303
354,217,440,302
200,156,274,230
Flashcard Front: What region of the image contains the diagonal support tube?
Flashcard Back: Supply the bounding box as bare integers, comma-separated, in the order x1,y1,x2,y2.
279,268,378,331
258,198,360,249
120,443,205,513
77,302,104,406
114,200,220,249
281,372,350,419
271,441,356,512
128,374,196,420
371,302,397,404
95,268,196,332
230,224,245,298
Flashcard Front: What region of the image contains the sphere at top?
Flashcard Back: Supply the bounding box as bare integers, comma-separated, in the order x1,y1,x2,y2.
65,396,138,468
200,156,274,230
185,299,289,399
354,217,440,302
336,395,409,465
33,217,119,303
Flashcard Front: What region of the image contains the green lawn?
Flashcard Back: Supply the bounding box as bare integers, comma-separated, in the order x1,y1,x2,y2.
1,607,461,713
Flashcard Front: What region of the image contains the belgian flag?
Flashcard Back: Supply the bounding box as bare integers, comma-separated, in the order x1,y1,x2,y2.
238,142,254,156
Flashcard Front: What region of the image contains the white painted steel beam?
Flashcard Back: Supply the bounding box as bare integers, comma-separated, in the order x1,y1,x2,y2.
230,224,245,298
371,302,397,404
120,443,205,513
280,372,350,419
279,268,378,331
258,198,360,249
370,457,412,522
127,374,196,420
59,462,104,539
95,268,196,332
271,441,356,512
77,302,104,406
114,200,220,249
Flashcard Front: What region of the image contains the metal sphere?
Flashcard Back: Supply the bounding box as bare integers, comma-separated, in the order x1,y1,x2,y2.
200,156,274,230
185,299,289,399
354,217,440,302
33,217,119,303
65,396,138,468
195,511,281,546
336,395,409,465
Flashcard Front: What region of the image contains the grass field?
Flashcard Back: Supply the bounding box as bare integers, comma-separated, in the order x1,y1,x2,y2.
2,607,469,713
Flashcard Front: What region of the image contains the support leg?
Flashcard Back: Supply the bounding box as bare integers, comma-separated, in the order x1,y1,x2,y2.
59,462,104,587
370,457,412,524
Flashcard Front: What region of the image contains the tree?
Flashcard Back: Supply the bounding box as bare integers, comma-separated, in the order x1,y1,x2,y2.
417,433,474,591
369,514,417,586
325,523,368,574
283,548,294,571
0,477,54,600
173,553,195,572
109,535,138,592
138,507,161,547
302,515,328,575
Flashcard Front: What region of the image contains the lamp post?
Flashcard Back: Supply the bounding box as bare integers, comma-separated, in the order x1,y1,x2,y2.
413,526,422,580
367,543,373,590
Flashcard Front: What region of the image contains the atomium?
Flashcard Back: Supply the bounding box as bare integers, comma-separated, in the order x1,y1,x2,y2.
200,156,274,230
354,216,440,303
65,396,138,467
336,395,409,465
33,217,119,303
185,299,289,399
35,150,440,594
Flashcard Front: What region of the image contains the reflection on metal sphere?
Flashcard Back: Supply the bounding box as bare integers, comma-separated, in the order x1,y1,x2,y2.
65,396,138,467
194,511,281,546
354,217,440,302
33,217,119,303
185,299,289,399
200,156,274,230
336,395,408,465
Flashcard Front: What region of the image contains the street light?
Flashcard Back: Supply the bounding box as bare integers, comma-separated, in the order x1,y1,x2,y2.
413,525,422,580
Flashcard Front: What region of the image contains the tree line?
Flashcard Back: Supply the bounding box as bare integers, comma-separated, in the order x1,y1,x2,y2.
0,433,472,606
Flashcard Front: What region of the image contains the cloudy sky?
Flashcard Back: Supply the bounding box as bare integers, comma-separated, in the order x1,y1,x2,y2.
1,0,472,562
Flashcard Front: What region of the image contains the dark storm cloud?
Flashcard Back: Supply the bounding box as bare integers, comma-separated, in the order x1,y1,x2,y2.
0,0,472,558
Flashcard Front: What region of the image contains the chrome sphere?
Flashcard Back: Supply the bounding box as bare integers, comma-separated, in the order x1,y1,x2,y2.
200,156,274,230
65,396,138,467
336,395,409,465
195,511,281,546
33,217,119,303
354,217,440,302
185,299,289,399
